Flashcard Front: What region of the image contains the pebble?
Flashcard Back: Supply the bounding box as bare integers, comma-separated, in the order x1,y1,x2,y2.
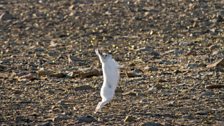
0,11,15,20
136,46,160,58
53,113,70,122
200,90,215,97
16,116,32,123
35,121,52,126
159,60,177,65
0,64,7,71
141,122,162,126
195,111,208,115
186,63,199,69
77,115,97,123
144,66,158,71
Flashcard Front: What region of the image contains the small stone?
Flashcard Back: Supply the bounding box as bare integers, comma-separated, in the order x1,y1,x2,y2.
16,116,32,123
49,72,66,78
0,64,7,71
67,54,80,64
48,50,59,57
0,113,5,122
69,5,75,10
66,71,74,78
211,50,220,56
154,84,164,90
166,101,175,106
34,47,45,53
19,73,37,81
37,68,49,76
136,46,160,58
174,49,184,56
77,115,97,123
124,115,136,122
122,89,139,96
49,40,58,47
144,66,158,71
195,111,208,115
162,49,175,55
136,46,154,52
73,68,101,78
53,113,70,122
1,123,9,126
148,86,157,93
126,69,143,77
205,85,224,89
35,121,52,126
208,44,219,50
162,49,183,56
141,122,162,126
216,15,223,23
215,121,224,126
186,63,199,69
115,87,123,93
159,60,176,65
0,11,15,20
201,90,215,97
182,114,193,119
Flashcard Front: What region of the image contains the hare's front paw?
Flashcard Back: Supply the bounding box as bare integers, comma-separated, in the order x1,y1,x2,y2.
95,48,99,54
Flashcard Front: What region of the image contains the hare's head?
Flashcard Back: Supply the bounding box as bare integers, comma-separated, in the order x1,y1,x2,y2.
101,53,112,62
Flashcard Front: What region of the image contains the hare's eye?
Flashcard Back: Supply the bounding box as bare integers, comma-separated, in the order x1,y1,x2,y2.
103,53,108,57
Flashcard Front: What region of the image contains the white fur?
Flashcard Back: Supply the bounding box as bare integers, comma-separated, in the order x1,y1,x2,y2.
95,49,120,113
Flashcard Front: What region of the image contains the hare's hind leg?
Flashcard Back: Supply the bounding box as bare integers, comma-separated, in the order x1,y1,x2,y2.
95,98,111,113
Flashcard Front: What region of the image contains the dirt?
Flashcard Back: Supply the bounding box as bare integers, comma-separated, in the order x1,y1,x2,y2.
0,0,224,125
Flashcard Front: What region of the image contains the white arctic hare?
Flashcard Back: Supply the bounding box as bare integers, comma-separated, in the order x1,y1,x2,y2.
95,49,120,113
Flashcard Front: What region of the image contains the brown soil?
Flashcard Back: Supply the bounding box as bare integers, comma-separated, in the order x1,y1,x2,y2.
0,0,224,125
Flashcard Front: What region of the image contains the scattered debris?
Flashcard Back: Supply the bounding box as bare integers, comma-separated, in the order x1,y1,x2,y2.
207,58,224,69
0,64,7,71
124,115,136,122
1,1,224,125
122,89,140,96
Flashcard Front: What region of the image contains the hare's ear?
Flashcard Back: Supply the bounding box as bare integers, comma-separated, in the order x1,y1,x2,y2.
95,48,102,57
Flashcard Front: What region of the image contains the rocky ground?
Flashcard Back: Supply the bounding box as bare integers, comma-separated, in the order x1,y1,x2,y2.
0,0,224,125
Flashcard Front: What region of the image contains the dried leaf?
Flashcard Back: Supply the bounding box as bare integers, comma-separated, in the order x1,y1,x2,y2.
207,58,224,68
206,85,224,89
